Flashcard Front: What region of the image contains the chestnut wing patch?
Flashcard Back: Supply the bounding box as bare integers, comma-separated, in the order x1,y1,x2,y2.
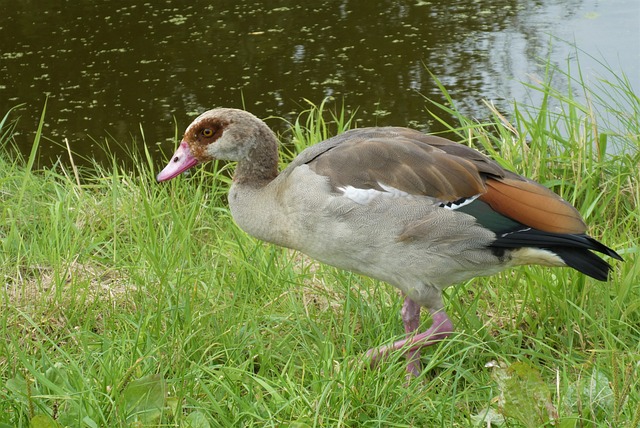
480,175,587,234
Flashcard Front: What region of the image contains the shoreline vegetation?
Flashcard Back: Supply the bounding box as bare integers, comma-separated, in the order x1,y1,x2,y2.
1,62,638,426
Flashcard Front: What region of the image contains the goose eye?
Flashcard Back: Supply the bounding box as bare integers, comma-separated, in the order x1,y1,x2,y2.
202,128,214,137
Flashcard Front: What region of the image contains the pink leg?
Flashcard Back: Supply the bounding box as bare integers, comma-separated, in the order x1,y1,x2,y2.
401,298,422,377
366,300,454,377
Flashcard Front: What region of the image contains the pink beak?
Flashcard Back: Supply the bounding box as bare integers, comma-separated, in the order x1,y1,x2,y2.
157,141,200,182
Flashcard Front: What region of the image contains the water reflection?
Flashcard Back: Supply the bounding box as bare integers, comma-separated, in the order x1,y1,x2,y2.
0,0,637,167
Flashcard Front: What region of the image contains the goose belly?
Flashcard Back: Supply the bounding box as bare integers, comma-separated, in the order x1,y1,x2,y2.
285,188,506,294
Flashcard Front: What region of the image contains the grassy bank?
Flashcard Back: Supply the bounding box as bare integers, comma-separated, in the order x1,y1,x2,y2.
1,67,639,427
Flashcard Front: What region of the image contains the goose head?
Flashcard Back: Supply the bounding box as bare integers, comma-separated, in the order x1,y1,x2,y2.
156,108,277,182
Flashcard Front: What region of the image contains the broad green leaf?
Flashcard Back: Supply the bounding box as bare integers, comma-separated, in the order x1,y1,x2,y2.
29,415,60,428
122,374,166,424
492,361,558,428
184,411,211,428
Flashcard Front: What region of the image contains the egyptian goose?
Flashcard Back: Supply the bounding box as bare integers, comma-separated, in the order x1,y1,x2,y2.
157,108,622,377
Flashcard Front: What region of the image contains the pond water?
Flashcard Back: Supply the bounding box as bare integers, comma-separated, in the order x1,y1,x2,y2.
0,0,638,168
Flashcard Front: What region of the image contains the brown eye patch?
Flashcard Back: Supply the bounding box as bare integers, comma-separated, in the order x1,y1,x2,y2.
192,118,230,144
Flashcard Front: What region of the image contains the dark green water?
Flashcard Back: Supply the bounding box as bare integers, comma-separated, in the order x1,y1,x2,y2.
0,0,638,167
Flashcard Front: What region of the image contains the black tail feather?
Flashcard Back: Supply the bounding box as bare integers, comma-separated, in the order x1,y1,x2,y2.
491,229,623,281
551,247,613,281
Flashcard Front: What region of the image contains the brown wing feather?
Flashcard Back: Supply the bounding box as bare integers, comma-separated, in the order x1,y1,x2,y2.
304,126,587,234
480,177,587,234
307,128,495,200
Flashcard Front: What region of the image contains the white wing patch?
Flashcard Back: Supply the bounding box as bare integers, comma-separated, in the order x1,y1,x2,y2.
378,182,411,197
338,185,385,204
338,182,414,204
339,183,483,209
438,194,480,210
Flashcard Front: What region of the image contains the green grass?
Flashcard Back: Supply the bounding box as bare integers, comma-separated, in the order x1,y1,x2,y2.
1,61,639,427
